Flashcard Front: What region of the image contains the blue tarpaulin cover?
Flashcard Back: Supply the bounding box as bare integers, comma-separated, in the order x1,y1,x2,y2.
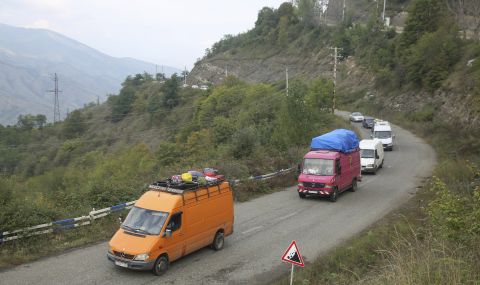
310,129,359,153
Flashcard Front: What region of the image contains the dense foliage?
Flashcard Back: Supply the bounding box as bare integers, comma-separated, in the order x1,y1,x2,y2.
0,73,337,232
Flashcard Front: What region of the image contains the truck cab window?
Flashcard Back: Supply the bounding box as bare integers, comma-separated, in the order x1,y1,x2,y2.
167,212,182,232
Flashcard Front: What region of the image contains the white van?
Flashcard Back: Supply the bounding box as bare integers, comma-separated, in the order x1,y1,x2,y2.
360,139,384,174
372,123,395,150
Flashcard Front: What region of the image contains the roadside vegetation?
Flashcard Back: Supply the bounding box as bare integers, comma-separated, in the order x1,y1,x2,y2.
275,0,480,283
0,69,349,266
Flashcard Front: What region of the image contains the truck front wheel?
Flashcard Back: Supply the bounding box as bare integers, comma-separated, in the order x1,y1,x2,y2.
298,192,306,199
330,188,338,202
152,255,169,276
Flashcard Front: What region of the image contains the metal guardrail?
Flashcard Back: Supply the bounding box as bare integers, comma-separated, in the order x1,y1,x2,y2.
0,201,136,244
0,168,293,244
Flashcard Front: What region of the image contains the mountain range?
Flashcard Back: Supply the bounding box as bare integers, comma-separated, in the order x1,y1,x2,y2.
0,23,180,125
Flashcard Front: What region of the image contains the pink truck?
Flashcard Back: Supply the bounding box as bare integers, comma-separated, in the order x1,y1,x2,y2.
298,129,361,202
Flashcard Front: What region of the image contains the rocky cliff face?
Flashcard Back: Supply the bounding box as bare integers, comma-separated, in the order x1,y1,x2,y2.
338,57,480,130
188,49,333,85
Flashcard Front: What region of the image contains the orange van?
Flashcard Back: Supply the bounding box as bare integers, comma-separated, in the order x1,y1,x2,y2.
107,181,234,275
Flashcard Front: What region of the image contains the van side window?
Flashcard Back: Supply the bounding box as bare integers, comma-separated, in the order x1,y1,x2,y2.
167,212,182,232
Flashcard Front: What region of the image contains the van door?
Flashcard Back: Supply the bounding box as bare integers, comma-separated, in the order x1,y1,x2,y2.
163,212,186,261
335,158,347,191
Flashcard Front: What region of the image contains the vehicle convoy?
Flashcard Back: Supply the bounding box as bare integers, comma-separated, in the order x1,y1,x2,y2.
372,121,395,150
297,129,361,202
359,139,384,174
107,178,234,276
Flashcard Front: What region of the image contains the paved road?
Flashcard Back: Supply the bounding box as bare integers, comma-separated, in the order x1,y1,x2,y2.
0,112,436,285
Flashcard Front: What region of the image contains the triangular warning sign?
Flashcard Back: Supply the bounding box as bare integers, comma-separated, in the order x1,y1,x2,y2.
281,240,305,267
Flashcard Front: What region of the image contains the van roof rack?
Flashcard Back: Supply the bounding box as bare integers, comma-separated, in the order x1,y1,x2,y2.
148,179,224,194
148,180,228,205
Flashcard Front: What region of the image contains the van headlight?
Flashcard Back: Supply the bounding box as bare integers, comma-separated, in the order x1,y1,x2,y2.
134,253,150,261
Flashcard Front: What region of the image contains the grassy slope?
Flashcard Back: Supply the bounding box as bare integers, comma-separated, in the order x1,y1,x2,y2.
0,74,352,267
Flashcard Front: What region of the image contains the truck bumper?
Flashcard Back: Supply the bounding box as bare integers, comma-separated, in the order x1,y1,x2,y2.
361,166,376,173
107,252,155,270
298,188,332,196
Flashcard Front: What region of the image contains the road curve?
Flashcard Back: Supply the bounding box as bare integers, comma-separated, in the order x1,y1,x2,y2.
0,112,436,285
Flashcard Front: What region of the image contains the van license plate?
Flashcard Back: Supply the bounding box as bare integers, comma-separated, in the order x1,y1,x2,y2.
115,261,128,268
308,191,317,194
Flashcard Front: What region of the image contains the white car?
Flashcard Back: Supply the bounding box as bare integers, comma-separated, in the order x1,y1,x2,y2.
349,112,364,122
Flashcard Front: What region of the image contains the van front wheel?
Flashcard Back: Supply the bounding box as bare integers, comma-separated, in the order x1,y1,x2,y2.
152,255,169,276
330,188,338,202
212,231,224,251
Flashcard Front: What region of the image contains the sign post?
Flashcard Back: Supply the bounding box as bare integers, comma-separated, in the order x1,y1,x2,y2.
281,240,305,285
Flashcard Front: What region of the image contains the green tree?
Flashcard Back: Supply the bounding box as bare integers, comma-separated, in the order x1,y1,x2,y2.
109,86,136,122
255,7,278,35
162,74,180,109
63,110,86,139
296,0,316,27
399,0,445,51
306,78,334,112
278,16,289,46
16,114,36,130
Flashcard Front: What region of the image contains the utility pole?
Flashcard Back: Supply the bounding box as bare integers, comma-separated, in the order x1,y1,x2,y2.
97,95,100,106
286,67,289,96
225,66,228,77
342,0,346,23
329,47,342,114
382,0,386,22
47,73,61,124
184,66,187,85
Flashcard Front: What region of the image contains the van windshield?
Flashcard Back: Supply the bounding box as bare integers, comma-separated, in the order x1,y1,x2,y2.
374,131,391,139
302,158,334,176
121,207,168,235
361,149,375,158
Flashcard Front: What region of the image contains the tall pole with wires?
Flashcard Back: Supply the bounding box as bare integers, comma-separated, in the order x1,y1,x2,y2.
47,73,61,124
330,47,342,114
382,0,386,22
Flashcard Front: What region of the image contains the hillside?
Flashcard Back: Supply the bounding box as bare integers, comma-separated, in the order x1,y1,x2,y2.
189,0,479,133
1,0,479,281
188,0,480,283
187,0,411,85
0,23,180,125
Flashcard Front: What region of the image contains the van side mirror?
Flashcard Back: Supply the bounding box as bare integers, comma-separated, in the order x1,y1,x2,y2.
376,154,380,159
163,228,172,238
336,159,341,175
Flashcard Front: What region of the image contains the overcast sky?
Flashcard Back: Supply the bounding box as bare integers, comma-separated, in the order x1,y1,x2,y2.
0,0,286,70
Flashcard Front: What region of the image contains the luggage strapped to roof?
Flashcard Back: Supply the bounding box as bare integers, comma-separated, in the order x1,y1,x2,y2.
148,179,229,205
